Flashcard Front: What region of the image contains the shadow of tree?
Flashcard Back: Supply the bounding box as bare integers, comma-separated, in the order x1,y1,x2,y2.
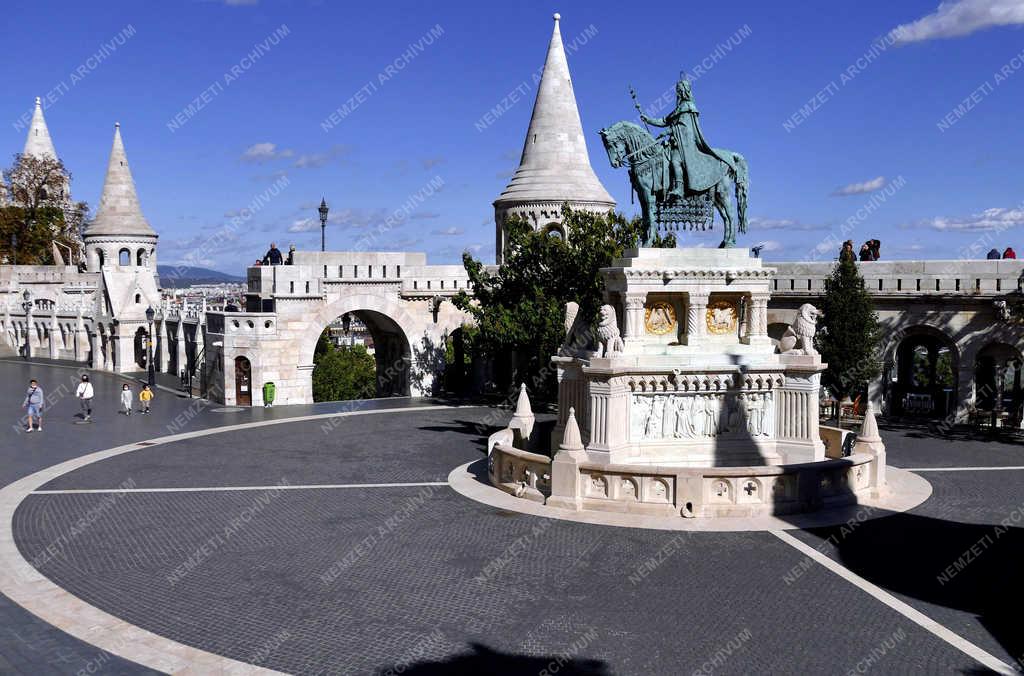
806,511,1024,662
373,642,610,676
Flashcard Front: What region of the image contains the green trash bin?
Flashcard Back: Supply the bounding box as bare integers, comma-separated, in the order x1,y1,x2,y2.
262,381,276,408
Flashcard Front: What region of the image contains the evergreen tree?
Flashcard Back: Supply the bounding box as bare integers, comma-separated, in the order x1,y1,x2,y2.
816,257,882,401
453,204,673,400
1,153,88,264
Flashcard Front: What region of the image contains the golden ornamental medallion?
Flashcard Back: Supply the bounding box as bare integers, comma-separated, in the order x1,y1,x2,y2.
644,301,676,335
706,300,738,335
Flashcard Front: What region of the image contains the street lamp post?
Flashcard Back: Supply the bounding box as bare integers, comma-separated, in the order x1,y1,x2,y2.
21,290,32,359
145,306,156,387
319,197,329,252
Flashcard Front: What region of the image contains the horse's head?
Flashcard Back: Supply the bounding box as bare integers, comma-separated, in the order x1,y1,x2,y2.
599,125,626,168
599,121,653,168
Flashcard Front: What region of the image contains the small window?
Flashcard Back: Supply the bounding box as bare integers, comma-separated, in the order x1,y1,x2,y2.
789,279,794,290
897,279,902,291
935,279,940,291
289,281,294,293
806,279,811,291
368,265,373,279
955,279,961,291
413,280,418,289
353,265,358,279
396,265,401,277
915,279,921,291
878,279,883,291
773,279,778,290
323,265,328,278
427,281,431,290
339,265,344,277
441,280,445,289
305,281,310,293
134,293,141,304
382,266,387,278
997,279,1002,292
119,249,131,266
976,278,981,290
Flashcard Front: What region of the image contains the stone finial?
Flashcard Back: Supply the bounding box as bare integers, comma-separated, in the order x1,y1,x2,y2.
508,383,536,442
560,407,584,452
859,401,882,442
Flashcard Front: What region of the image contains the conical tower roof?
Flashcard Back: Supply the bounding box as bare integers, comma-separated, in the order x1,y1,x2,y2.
86,123,156,238
495,13,614,208
22,97,59,160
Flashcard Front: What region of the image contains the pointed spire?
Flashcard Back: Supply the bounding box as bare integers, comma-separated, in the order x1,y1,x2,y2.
86,123,156,238
495,13,614,208
22,97,59,160
559,407,585,453
508,383,536,443
860,401,881,442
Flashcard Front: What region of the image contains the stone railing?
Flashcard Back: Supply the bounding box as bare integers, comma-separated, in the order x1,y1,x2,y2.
771,260,1024,298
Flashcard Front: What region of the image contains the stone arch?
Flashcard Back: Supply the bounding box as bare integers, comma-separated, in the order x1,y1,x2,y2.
882,324,959,418
301,294,429,398
136,248,147,266
973,341,1023,422
118,248,131,266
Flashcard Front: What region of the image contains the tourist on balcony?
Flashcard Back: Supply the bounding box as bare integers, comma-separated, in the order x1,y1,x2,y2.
858,243,873,261
286,244,296,265
261,242,283,266
869,239,881,260
987,248,1001,259
1003,247,1016,259
839,240,855,263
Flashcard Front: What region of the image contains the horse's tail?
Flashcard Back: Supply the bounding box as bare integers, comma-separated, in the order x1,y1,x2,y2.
731,152,749,234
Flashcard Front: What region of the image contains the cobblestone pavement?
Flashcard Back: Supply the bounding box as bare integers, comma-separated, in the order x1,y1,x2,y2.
4,361,1024,674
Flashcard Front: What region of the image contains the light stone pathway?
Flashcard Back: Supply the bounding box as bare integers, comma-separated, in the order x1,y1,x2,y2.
0,404,465,675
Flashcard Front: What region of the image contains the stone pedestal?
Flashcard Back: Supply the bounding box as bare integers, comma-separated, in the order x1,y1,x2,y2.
561,247,826,467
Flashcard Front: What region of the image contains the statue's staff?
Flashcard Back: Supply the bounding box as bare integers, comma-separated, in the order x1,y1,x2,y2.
630,85,652,135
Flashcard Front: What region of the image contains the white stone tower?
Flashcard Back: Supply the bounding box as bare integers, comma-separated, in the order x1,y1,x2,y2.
493,13,615,263
83,123,158,275
4,97,70,208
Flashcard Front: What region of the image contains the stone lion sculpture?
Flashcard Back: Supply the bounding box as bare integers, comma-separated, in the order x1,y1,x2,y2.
777,303,823,356
595,304,625,357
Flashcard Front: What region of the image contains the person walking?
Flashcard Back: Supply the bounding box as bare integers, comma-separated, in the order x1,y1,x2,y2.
1003,246,1017,259
120,383,133,416
76,374,94,421
140,384,154,414
22,379,44,432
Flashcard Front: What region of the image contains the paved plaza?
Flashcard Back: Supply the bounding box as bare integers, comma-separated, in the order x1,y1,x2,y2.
0,360,1021,674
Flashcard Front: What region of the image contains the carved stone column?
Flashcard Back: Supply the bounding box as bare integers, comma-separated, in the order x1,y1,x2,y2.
747,293,771,346
685,292,709,344
622,291,647,344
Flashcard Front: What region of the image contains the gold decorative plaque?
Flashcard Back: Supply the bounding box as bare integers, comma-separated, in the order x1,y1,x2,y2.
706,300,738,334
644,301,676,335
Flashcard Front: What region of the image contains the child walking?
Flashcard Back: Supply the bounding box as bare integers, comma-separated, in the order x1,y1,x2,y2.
120,383,133,416
140,385,153,414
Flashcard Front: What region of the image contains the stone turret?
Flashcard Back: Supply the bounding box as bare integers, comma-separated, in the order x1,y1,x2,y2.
493,13,615,263
83,123,158,274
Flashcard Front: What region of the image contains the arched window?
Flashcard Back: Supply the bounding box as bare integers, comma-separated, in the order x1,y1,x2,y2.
96,249,106,267
135,293,141,304
119,249,131,266
137,248,147,266
544,223,565,240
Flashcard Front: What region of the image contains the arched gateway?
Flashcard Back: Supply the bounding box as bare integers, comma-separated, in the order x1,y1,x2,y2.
204,252,470,406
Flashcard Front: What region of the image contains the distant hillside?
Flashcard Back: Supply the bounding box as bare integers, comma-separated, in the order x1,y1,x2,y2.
157,265,244,288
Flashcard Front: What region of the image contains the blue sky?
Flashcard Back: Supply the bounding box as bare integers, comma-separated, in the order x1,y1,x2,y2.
3,0,1024,273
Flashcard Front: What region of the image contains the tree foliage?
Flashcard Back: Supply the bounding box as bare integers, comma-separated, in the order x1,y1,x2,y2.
453,204,673,400
312,336,377,402
1,153,87,265
816,257,882,399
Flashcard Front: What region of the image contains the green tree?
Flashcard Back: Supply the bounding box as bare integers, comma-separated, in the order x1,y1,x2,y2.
1,153,88,265
816,257,882,401
453,204,672,400
312,337,377,402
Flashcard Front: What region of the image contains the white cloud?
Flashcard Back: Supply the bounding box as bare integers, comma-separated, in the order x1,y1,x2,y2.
890,0,1024,44
293,145,351,169
287,218,317,233
747,217,826,231
432,226,463,236
906,206,1024,231
241,142,293,163
755,240,783,252
832,176,886,196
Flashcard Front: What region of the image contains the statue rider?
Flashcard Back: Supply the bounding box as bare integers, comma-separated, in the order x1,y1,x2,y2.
640,77,727,200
